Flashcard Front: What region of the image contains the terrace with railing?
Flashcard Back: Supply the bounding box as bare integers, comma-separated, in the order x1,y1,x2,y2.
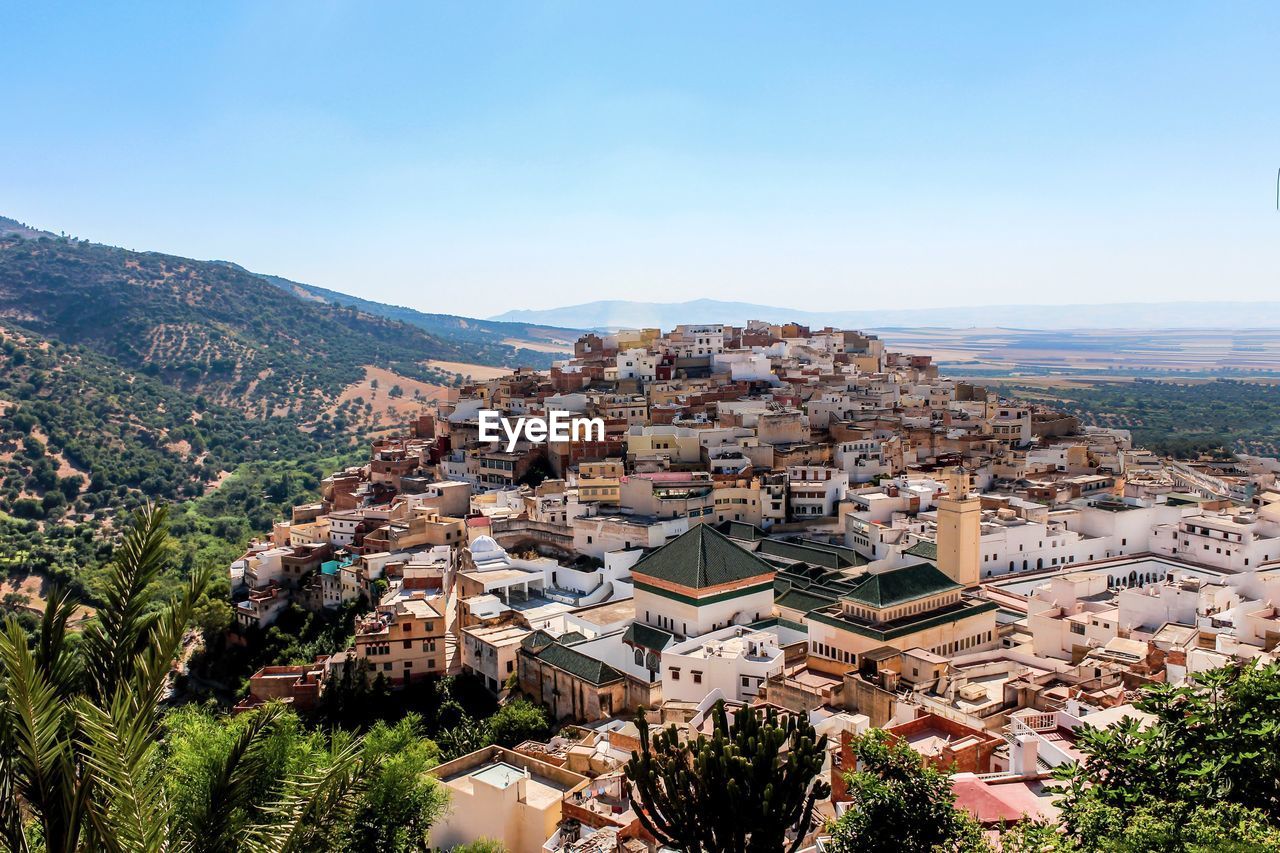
1004,708,1083,768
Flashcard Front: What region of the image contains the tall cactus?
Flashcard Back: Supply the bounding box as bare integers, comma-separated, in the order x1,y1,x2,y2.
624,700,831,852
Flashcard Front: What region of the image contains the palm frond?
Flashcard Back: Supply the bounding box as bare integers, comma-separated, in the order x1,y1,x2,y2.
34,586,82,697
0,726,33,853
130,564,211,720
81,504,172,703
73,691,171,853
177,703,289,853
240,735,365,853
0,617,79,853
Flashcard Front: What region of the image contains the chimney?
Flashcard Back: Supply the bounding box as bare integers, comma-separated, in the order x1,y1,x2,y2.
1012,733,1040,776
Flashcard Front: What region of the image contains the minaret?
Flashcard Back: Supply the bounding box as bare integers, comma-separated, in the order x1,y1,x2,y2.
936,495,981,589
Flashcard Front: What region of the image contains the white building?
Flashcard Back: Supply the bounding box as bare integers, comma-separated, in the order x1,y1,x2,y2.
1152,509,1280,571
834,438,893,484
669,324,724,357
787,465,848,519
615,348,658,381
571,513,688,560
661,626,787,704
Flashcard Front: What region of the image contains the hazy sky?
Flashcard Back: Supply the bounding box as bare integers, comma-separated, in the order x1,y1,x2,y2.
3,2,1279,317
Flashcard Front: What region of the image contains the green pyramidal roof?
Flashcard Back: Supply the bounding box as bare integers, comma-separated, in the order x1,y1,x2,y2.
631,524,776,589
843,562,961,609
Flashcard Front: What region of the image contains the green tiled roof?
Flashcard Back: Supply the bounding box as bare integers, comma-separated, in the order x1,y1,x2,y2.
623,623,674,651
809,598,999,641
774,587,839,615
633,579,773,608
558,631,588,646
748,615,810,634
843,562,960,609
903,540,938,561
631,524,775,589
717,520,767,541
757,538,866,569
520,629,557,652
531,641,624,686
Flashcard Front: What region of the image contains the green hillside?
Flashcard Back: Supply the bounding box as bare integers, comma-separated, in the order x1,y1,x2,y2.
219,262,576,367
0,223,539,603
0,235,496,415
0,322,365,588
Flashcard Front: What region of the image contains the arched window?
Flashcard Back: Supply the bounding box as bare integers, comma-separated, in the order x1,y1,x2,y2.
634,648,645,667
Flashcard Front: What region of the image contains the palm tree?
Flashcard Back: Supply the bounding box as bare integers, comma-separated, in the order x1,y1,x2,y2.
0,505,364,852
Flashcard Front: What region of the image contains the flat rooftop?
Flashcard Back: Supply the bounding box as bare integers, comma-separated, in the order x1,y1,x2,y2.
465,568,542,585
465,623,530,645
472,761,527,788
985,556,1228,597
571,598,636,627
441,760,571,810
905,728,985,757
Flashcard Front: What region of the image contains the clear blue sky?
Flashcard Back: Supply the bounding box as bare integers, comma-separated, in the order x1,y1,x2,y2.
3,2,1278,317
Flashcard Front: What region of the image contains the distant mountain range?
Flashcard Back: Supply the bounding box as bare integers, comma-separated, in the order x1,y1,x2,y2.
491,297,1280,331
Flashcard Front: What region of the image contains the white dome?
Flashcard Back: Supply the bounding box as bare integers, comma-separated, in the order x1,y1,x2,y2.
470,535,501,554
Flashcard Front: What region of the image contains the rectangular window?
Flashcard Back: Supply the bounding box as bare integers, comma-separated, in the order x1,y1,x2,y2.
692,671,702,684
670,669,680,681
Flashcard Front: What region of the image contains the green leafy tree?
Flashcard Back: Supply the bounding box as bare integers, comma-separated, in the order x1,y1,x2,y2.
624,700,830,853
0,504,212,851
995,820,1064,853
191,593,234,645
488,699,550,748
1053,662,1280,851
337,714,448,852
166,706,447,853
315,656,393,727
437,714,493,760
825,730,989,853
163,702,362,853
1056,799,1280,853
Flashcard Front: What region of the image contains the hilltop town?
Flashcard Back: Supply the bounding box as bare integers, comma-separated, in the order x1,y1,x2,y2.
228,321,1280,852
